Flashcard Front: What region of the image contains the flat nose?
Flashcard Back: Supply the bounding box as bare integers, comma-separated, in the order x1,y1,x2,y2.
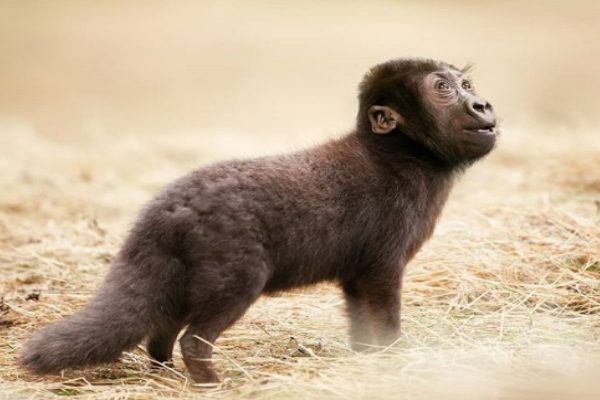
466,96,495,121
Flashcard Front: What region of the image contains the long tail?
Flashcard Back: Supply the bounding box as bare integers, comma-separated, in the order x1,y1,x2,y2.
20,254,185,374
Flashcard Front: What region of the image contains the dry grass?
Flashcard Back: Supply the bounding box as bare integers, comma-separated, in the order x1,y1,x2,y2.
1,1,600,398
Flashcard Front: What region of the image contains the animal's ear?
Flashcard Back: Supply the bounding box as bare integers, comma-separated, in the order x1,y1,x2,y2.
367,105,403,135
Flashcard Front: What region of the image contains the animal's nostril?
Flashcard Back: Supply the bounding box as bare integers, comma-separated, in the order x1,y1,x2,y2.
485,102,493,112
472,101,486,113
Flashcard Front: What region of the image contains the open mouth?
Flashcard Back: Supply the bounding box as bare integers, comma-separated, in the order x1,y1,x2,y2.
466,124,496,135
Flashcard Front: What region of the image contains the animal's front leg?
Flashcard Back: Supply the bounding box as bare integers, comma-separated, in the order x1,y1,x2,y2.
343,269,403,350
342,281,373,351
344,263,403,346
362,281,401,347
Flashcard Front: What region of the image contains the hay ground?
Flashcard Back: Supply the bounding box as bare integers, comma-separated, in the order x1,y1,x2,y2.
1,125,599,399
1,1,600,399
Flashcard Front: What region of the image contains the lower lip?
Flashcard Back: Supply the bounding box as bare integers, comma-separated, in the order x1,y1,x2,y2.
465,128,496,136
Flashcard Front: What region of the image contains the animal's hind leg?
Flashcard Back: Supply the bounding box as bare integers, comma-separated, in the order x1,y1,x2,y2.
147,322,182,367
180,256,269,383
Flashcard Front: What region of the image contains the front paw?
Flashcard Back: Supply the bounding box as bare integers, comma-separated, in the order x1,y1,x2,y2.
350,341,375,352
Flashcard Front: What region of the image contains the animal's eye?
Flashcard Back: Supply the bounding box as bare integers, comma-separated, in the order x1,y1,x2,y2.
461,80,473,90
436,81,450,91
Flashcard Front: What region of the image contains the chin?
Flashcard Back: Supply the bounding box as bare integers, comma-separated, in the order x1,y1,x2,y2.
442,131,495,164
460,137,496,161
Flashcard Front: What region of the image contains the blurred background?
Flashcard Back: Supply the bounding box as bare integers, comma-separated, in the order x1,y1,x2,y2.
1,0,599,148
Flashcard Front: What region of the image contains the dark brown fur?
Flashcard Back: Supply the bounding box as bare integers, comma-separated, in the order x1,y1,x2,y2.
20,58,498,382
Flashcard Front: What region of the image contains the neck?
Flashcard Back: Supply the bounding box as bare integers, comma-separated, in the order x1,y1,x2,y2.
352,128,461,178
328,129,457,250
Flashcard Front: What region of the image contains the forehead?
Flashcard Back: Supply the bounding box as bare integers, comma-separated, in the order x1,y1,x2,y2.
427,66,465,81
